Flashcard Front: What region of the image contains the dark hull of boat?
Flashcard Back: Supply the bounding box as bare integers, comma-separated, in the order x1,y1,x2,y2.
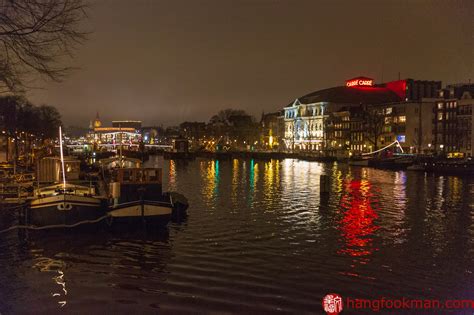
166,192,189,222
423,162,474,175
368,158,413,170
28,195,107,228
163,151,195,160
108,200,172,228
348,159,369,166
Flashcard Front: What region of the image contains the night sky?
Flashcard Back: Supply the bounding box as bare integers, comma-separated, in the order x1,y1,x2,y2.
27,0,473,127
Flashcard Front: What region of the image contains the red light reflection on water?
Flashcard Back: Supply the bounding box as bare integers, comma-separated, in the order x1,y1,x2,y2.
338,179,379,257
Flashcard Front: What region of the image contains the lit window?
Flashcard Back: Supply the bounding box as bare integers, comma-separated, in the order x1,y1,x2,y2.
437,103,443,109
386,107,392,114
398,116,406,123
438,113,443,121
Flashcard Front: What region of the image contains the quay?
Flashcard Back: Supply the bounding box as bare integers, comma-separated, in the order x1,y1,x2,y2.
163,149,474,175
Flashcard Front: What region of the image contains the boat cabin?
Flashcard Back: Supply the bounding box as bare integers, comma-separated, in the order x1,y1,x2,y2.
110,168,164,204
98,156,142,169
38,157,81,183
112,168,162,184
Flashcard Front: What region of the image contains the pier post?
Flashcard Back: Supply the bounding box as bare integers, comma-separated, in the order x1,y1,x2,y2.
320,175,330,194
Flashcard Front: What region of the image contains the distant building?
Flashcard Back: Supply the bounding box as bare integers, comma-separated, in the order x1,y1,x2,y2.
282,76,445,155
325,107,365,157
404,79,442,101
88,113,142,150
180,122,206,139
433,84,474,156
260,112,282,150
179,121,206,149
112,120,142,130
141,126,162,144
283,76,401,152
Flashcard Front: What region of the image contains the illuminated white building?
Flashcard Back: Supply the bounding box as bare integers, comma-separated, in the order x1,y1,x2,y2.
88,113,142,149
283,99,326,151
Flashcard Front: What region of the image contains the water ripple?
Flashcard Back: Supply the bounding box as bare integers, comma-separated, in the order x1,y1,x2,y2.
0,158,473,313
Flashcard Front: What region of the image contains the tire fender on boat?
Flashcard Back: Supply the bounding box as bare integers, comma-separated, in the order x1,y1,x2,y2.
57,203,73,211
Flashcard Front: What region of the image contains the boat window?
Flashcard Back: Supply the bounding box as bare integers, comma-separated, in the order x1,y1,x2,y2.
138,170,144,182
123,169,132,182
148,170,158,181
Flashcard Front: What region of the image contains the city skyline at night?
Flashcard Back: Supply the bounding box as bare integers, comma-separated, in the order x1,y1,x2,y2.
24,0,473,127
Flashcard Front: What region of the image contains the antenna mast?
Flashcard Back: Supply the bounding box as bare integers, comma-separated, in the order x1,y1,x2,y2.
59,126,66,190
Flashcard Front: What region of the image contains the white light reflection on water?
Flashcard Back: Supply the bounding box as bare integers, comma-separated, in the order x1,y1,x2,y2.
33,257,68,308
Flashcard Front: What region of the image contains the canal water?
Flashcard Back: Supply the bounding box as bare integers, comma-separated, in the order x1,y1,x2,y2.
1,156,473,314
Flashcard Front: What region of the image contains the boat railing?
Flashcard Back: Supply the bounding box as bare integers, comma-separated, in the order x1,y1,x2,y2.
35,180,103,197
0,184,31,199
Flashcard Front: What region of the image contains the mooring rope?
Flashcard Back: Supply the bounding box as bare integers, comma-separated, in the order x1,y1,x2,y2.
0,214,111,234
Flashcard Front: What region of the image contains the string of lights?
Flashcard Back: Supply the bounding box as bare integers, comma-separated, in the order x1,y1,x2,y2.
361,140,404,156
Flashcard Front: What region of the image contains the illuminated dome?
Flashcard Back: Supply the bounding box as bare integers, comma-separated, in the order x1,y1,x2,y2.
93,112,102,128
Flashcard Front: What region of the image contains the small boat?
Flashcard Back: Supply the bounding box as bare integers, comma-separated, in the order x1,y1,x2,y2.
407,164,425,171
107,167,175,227
27,126,107,229
103,126,188,228
28,183,107,228
348,158,370,166
369,156,413,170
423,159,474,175
165,191,189,221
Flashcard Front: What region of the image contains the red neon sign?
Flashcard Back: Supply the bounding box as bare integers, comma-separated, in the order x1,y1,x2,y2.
346,78,374,87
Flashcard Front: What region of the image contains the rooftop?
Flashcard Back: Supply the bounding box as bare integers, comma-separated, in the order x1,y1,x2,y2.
288,85,402,107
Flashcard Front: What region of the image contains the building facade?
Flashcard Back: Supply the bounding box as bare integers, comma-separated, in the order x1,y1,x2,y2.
281,76,453,156
283,99,326,151
434,84,474,156
88,113,142,150
260,111,283,150
282,76,406,154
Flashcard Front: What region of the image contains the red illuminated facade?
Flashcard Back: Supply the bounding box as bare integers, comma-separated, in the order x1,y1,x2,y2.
384,80,407,100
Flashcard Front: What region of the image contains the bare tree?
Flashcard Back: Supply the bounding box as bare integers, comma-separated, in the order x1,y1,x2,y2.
209,109,247,125
0,0,88,92
363,105,385,151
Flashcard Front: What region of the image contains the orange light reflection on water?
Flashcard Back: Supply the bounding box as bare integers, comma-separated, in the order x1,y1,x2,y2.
168,160,176,190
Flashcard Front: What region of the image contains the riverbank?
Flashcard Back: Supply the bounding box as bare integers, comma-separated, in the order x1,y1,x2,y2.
168,150,337,162
163,150,474,175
